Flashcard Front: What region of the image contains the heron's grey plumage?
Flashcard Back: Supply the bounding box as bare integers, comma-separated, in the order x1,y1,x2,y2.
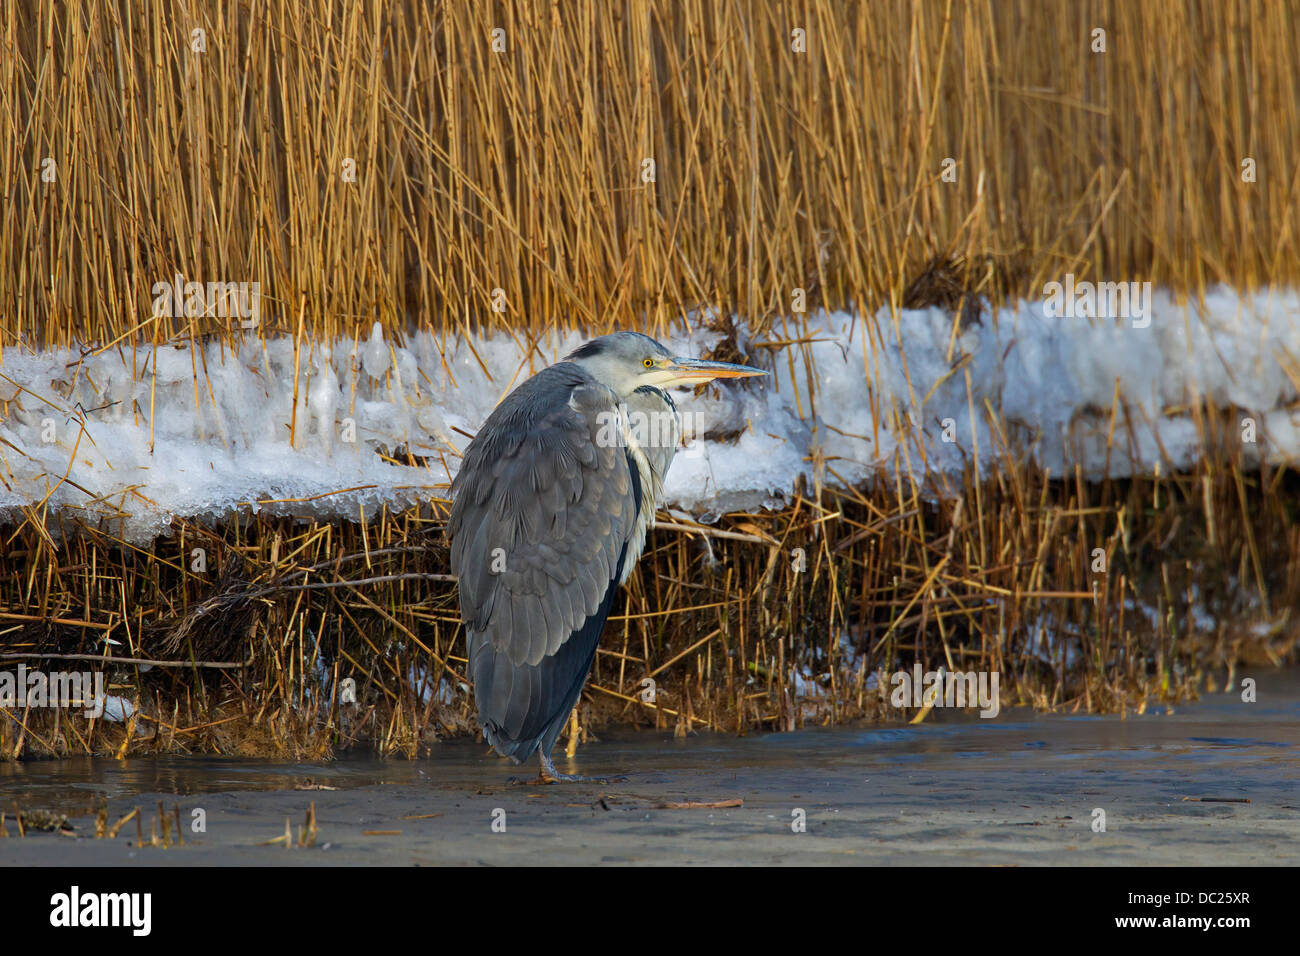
448,332,764,776
450,365,637,760
621,383,678,574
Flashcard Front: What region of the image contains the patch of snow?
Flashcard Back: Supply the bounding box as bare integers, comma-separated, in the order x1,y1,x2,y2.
1025,614,1081,670
101,694,137,722
2,286,1298,544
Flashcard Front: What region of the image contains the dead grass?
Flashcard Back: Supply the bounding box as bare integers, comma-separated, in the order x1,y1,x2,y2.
3,1,1299,349
2,437,1296,759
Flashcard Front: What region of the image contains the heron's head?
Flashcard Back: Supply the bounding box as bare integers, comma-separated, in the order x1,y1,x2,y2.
564,331,766,397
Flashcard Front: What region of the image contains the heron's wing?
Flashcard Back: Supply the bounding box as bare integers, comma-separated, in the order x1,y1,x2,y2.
448,368,638,750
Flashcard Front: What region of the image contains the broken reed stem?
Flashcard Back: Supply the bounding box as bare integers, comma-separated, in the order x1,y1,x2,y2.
0,653,244,670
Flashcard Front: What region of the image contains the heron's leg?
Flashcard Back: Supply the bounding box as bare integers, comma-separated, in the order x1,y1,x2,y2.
518,750,625,785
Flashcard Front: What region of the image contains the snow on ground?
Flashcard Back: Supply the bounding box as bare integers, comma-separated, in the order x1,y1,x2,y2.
1,286,1298,545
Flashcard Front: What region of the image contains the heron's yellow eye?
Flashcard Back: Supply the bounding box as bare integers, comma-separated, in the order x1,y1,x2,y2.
643,358,655,368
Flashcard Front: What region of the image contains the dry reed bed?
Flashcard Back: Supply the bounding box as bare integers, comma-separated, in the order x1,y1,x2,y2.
2,1,1300,757
3,1,1298,347
2,435,1296,759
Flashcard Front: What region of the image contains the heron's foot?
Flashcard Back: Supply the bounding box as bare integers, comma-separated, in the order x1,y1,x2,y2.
514,754,626,785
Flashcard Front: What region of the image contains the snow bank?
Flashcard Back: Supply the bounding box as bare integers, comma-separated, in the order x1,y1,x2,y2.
763,285,1300,497
1,287,1297,544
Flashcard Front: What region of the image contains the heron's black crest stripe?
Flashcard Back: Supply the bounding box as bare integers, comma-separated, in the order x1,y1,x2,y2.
566,340,604,360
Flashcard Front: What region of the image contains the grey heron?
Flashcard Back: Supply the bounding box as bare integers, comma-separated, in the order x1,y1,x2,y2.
448,332,766,782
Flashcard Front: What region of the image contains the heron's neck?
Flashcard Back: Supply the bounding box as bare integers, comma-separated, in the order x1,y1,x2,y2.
623,386,680,483
632,384,675,413
616,385,679,584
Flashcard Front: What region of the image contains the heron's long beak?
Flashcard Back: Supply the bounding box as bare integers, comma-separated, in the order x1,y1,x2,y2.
663,357,768,386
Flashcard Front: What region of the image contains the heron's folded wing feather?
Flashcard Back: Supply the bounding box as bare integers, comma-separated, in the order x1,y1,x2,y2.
449,370,637,670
